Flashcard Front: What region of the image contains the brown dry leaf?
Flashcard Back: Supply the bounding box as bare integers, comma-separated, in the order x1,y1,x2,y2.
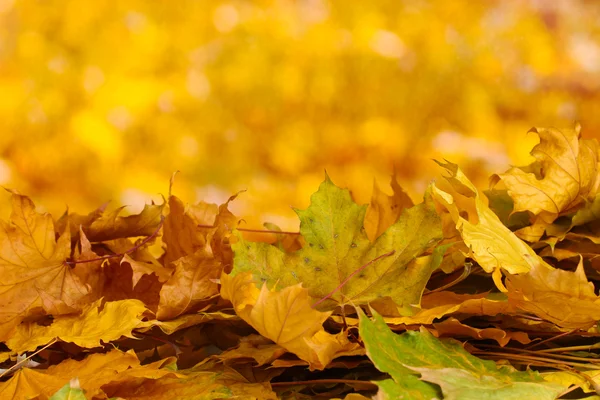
221,271,360,370
59,201,165,242
364,173,413,241
432,317,531,347
142,311,239,335
506,258,600,329
495,125,600,241
156,250,221,320
163,195,218,265
100,257,164,311
68,228,106,305
210,192,241,267
382,291,514,326
0,193,92,341
216,334,287,367
6,299,148,354
121,254,172,287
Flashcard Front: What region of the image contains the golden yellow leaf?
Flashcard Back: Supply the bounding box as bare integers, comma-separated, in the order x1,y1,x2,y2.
156,251,221,320
142,311,240,335
6,299,148,354
543,369,600,395
378,291,514,327
506,258,600,329
162,195,217,265
221,271,360,370
433,161,552,290
495,125,600,241
0,349,181,400
0,193,92,341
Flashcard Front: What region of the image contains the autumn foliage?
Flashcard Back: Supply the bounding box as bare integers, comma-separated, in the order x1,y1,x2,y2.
3,126,600,399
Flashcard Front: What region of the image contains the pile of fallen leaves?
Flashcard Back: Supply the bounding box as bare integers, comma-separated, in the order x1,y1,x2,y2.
2,125,600,399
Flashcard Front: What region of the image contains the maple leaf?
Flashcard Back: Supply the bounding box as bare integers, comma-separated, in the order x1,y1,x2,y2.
6,299,148,354
121,253,172,287
0,192,93,341
433,160,552,290
162,195,218,265
506,258,600,329
156,251,221,320
221,271,361,370
359,309,564,400
493,124,600,241
0,349,181,400
57,200,165,242
231,175,442,311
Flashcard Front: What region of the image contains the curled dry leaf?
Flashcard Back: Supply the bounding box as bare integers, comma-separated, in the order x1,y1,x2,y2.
57,201,165,243
433,160,552,291
156,251,221,320
432,317,531,347
494,125,600,241
220,271,360,370
6,299,148,354
506,258,600,329
162,194,218,265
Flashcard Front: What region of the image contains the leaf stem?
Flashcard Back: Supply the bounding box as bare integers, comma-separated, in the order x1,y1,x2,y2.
477,344,600,363
536,342,600,353
524,329,576,350
472,350,600,369
0,337,58,378
196,224,301,235
311,250,395,309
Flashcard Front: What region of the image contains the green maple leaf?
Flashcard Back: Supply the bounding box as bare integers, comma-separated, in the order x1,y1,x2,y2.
231,175,443,311
358,309,564,400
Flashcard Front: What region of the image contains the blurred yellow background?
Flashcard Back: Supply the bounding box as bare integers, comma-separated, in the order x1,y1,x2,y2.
1,0,599,229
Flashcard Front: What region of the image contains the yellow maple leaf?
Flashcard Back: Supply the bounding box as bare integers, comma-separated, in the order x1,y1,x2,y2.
0,192,93,341
506,258,600,329
6,299,148,354
0,349,181,400
221,271,360,370
433,161,552,291
162,194,218,265
156,251,221,320
494,124,600,241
